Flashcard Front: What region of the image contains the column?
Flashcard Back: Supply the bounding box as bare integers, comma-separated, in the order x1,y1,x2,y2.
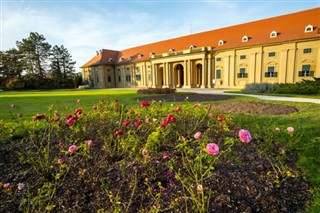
207,55,212,88
183,60,188,87
279,49,288,83
201,57,207,88
249,53,256,84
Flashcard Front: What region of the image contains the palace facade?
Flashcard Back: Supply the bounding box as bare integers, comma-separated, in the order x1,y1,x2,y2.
81,8,320,89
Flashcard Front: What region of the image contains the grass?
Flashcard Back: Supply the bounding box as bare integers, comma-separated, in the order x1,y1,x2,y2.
1,89,320,211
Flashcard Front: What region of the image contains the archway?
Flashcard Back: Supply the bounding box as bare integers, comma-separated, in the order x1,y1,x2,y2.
174,64,184,88
195,64,202,88
157,67,164,87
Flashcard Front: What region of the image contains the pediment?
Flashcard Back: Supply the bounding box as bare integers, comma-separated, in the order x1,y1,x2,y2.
301,59,314,63
239,63,248,67
267,61,278,65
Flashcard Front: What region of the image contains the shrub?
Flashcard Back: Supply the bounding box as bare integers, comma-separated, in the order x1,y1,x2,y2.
137,87,176,94
241,83,279,94
273,78,320,94
3,77,25,90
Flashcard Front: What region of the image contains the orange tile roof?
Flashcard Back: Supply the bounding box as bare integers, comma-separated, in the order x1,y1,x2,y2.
81,7,320,68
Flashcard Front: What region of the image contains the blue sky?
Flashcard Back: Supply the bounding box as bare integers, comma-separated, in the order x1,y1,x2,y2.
1,0,319,72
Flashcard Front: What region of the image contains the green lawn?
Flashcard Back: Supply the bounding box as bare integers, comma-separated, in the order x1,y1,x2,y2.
1,89,319,211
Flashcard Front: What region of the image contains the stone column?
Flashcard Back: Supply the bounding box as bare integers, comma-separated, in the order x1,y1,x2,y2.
207,55,212,88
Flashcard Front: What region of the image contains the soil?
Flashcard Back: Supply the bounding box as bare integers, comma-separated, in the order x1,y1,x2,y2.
0,93,309,212
139,93,298,115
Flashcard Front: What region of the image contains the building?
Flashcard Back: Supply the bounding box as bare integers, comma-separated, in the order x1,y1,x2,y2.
81,7,320,89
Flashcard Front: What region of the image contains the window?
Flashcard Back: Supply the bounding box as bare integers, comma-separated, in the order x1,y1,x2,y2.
126,67,130,71
238,68,248,78
303,48,312,54
218,40,224,46
128,56,132,60
216,57,221,62
268,52,276,57
138,54,143,58
126,75,131,82
270,31,278,38
107,76,111,82
148,74,152,81
118,76,121,82
189,45,196,49
216,69,221,79
240,55,246,60
242,36,249,42
169,48,174,53
299,65,314,77
265,66,278,77
118,69,120,72
96,76,99,82
107,69,110,72
136,74,141,81
108,58,113,62
305,24,313,33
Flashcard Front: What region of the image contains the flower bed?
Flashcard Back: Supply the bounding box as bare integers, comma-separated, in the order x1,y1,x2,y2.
137,87,176,94
0,99,310,212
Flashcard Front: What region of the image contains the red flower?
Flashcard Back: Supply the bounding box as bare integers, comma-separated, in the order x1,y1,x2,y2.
123,120,131,127
134,120,141,127
114,130,123,137
33,114,45,121
75,108,82,115
172,106,181,113
170,116,177,123
65,114,73,120
217,114,225,121
66,116,78,126
141,101,150,108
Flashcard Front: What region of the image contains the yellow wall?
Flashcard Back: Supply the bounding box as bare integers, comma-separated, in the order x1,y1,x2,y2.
82,39,319,89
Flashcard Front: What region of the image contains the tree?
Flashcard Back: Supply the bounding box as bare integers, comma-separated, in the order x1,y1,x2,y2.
16,32,51,77
49,45,76,80
0,48,24,88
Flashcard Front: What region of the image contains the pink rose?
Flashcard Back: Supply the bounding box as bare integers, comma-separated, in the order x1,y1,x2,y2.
68,145,77,153
58,141,65,147
3,183,11,188
206,143,219,155
194,132,202,140
238,129,252,143
162,152,170,159
17,183,25,191
86,140,93,148
287,127,294,133
275,127,280,132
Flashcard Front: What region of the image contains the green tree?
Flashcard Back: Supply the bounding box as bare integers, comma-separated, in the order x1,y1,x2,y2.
49,45,76,80
16,32,51,77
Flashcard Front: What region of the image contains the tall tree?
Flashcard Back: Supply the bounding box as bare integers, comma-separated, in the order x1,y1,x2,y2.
49,45,76,80
16,32,51,77
0,48,24,85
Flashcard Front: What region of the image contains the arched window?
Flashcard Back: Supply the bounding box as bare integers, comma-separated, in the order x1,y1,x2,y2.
270,31,278,38
108,58,113,62
149,52,155,57
169,48,175,53
128,56,132,61
305,24,313,33
119,57,124,62
218,40,224,46
138,54,143,59
242,36,249,42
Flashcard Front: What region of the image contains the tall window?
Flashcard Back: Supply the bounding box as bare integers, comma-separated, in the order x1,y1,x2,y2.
216,57,221,62
299,65,314,77
238,68,248,78
136,74,141,81
118,76,121,82
216,69,221,79
148,74,152,81
265,66,278,77
126,75,131,82
240,55,246,60
107,76,111,82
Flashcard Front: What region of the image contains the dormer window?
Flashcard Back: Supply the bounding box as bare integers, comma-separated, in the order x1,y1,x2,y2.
305,24,314,33
169,48,175,53
270,31,278,38
108,58,113,62
242,36,249,42
189,45,196,50
149,52,155,57
128,56,132,61
119,57,124,62
138,54,143,59
218,40,224,46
